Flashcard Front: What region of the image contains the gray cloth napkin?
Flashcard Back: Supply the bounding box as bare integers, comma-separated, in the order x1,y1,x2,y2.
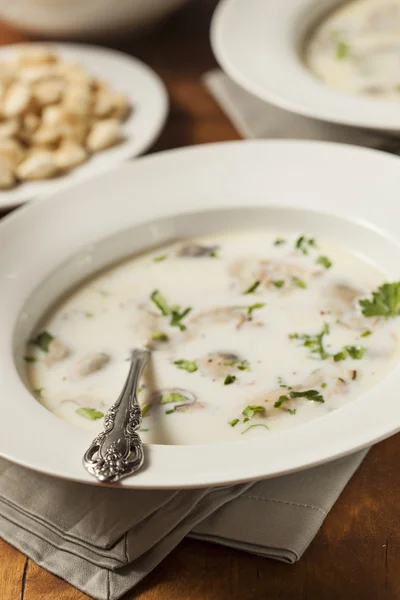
0,451,367,600
0,70,377,600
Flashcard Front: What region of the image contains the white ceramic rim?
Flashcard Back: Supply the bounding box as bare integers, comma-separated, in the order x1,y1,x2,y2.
0,42,169,210
2,139,400,489
211,0,400,133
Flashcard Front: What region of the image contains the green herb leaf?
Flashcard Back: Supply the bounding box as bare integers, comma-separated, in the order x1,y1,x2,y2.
153,254,167,262
288,409,297,415
173,359,198,373
334,345,365,361
333,33,350,60
150,290,191,330
85,312,94,318
160,392,189,405
275,389,324,407
333,350,348,362
76,407,104,420
24,356,36,363
361,330,372,338
151,332,169,342
141,404,151,417
321,382,327,389
246,303,265,317
295,235,317,255
359,282,400,319
293,277,307,289
243,280,261,295
31,331,54,352
237,361,251,371
272,280,285,288
224,359,251,371
229,418,239,427
165,409,174,414
274,395,289,408
150,290,171,316
33,388,44,397
224,374,237,385
242,405,265,419
209,251,218,258
274,238,286,246
346,345,366,360
170,307,191,331
316,255,332,269
290,323,330,360
289,389,324,403
242,424,269,434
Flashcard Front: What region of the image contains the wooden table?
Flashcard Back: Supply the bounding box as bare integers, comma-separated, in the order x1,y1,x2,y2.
0,1,399,598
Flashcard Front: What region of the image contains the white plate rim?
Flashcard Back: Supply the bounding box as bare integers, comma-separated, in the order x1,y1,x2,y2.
2,139,400,488
211,0,400,133
0,41,169,211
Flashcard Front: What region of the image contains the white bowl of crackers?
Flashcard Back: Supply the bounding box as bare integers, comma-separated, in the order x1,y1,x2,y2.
0,43,168,209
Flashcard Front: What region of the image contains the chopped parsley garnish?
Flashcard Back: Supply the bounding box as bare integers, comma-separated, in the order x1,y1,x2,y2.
361,330,372,338
295,235,317,255
141,404,151,417
31,331,54,352
359,282,400,319
274,237,286,246
85,312,94,318
160,392,189,405
272,280,285,288
24,356,36,363
321,382,327,389
165,409,175,415
316,255,332,269
290,389,324,402
173,359,198,373
153,254,167,262
76,407,104,420
242,405,265,419
33,388,44,397
170,307,191,331
229,418,239,427
244,280,261,295
224,359,250,371
242,424,269,434
290,323,330,360
246,303,265,317
237,362,251,371
288,409,297,415
150,290,191,331
209,251,218,258
224,374,237,385
333,349,347,362
275,389,324,408
332,32,350,60
293,277,307,289
152,332,169,342
150,290,171,316
334,345,366,361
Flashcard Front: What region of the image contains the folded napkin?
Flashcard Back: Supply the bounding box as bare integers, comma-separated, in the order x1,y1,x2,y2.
0,452,366,600
0,70,381,600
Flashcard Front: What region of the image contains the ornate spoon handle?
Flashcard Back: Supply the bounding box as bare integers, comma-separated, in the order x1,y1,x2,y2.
83,347,150,483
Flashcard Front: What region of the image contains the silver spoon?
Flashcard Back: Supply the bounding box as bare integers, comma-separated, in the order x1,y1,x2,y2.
83,347,150,483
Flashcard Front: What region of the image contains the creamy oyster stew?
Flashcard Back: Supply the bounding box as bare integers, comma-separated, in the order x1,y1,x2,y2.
306,0,400,99
26,231,400,444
